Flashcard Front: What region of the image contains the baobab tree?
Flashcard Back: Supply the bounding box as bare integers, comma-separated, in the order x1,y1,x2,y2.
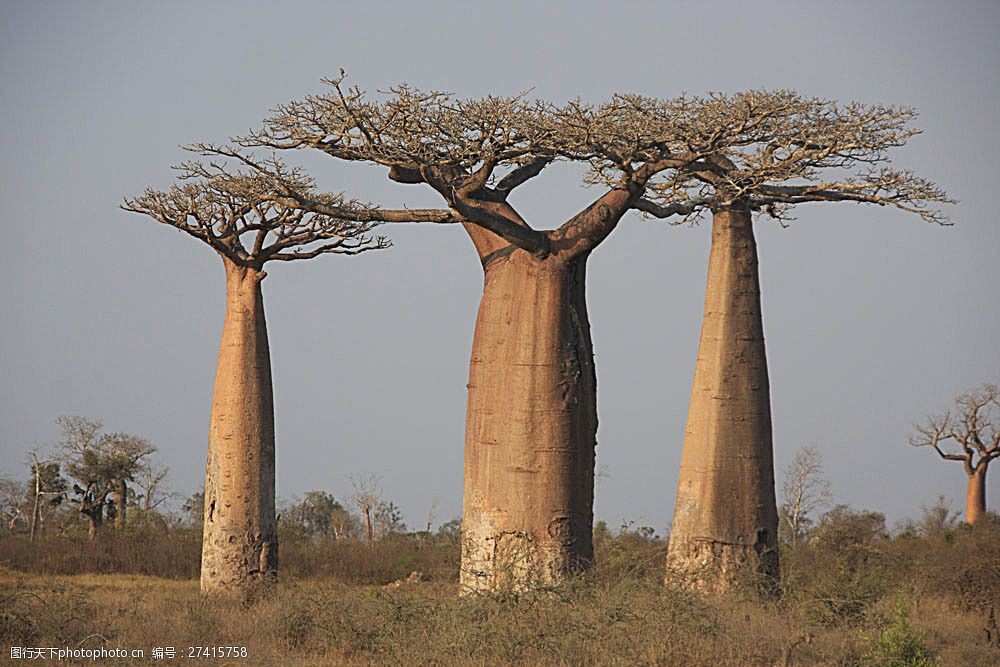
101,433,154,529
57,416,153,537
231,77,714,591
124,156,389,597
350,474,382,544
642,91,952,593
910,383,999,524
349,474,406,542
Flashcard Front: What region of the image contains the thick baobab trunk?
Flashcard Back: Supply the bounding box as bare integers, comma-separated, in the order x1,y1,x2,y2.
200,259,278,597
966,464,987,525
461,228,597,593
666,207,779,594
115,478,127,528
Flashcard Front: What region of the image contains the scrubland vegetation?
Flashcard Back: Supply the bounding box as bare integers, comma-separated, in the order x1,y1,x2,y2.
3,414,996,664
2,506,998,666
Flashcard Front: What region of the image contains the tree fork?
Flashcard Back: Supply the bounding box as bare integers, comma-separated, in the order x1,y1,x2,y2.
461,237,597,593
201,259,278,597
666,207,779,594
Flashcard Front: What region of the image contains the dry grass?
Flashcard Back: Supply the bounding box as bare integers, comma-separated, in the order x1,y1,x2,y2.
1,524,998,666
3,569,992,666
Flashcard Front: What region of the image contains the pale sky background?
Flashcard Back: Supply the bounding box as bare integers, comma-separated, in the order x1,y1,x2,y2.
1,1,998,533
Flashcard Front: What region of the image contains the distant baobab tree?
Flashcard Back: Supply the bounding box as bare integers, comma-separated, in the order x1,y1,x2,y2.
124,156,390,597
911,383,999,525
56,416,154,537
643,91,952,593
225,76,712,591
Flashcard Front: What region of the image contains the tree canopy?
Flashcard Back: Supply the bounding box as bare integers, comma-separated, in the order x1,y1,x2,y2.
231,75,741,259
911,384,1000,476
575,90,954,223
215,79,951,250
123,155,389,267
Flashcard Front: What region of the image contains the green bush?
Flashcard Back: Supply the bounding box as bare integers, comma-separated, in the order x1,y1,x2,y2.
861,598,937,666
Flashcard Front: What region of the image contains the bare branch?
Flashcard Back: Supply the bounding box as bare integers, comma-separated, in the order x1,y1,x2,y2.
780,446,833,544
634,196,716,222
910,384,999,476
628,90,953,224
123,148,388,268
240,80,952,258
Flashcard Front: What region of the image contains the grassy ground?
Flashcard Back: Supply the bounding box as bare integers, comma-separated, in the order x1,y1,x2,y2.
1,525,998,666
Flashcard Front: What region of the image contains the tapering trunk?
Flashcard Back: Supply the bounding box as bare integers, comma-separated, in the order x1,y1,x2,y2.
86,509,102,540
966,464,987,525
115,478,127,528
200,259,278,597
461,227,597,593
666,207,779,594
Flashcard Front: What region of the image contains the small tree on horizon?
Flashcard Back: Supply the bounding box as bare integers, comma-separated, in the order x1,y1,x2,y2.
56,417,153,537
898,495,961,538
780,446,833,545
373,500,407,538
133,461,171,515
351,474,382,543
0,476,26,531
910,383,999,525
281,490,358,540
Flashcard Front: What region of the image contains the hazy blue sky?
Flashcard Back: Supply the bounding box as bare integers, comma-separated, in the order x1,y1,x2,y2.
2,1,998,532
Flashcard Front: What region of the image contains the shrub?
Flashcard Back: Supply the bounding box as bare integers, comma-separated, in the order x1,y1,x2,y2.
783,507,895,626
906,516,1000,611
861,598,937,666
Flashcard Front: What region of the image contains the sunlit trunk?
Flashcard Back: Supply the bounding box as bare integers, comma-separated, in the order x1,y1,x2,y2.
666,207,779,594
966,464,987,525
461,227,597,592
200,259,278,597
